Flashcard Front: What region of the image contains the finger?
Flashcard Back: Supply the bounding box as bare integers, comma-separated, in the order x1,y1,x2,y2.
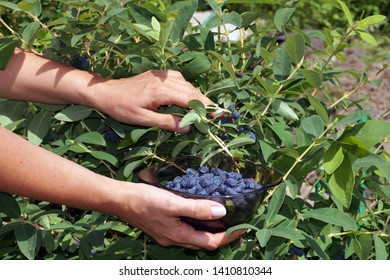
151,74,213,107
172,223,242,250
136,109,191,133
169,197,227,221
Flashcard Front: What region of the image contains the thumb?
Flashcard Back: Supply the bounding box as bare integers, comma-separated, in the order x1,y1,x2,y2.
175,198,227,220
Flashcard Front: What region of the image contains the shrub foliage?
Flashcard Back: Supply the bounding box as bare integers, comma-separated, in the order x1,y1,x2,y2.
0,0,389,260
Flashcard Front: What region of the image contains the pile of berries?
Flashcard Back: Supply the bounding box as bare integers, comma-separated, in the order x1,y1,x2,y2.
165,166,263,196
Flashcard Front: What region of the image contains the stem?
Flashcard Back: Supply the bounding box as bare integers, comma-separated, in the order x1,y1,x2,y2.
283,122,333,182
208,131,233,157
0,17,38,53
149,153,186,173
261,57,304,117
330,82,365,108
320,26,356,73
327,230,389,238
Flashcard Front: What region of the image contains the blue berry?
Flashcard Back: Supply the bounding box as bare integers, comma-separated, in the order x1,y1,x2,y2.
228,172,242,180
186,168,198,176
200,177,212,187
248,132,257,141
238,125,250,132
180,177,190,188
199,166,209,174
232,111,240,119
105,128,118,143
165,165,261,197
226,178,238,187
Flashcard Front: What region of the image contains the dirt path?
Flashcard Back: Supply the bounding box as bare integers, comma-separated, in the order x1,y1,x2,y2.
335,46,390,151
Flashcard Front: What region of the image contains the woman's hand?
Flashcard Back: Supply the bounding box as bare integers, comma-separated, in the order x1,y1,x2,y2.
113,181,242,250
92,70,213,132
0,50,212,133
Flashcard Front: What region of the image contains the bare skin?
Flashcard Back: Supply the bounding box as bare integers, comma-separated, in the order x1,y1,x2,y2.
0,49,242,250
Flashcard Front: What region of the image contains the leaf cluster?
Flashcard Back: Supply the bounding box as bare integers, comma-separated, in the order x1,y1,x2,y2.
0,0,389,260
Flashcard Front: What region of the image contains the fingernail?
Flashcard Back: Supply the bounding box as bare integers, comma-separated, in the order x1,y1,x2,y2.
211,206,226,219
176,119,191,133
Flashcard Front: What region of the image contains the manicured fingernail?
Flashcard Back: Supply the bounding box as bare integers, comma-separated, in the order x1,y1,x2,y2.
176,119,191,133
211,206,226,219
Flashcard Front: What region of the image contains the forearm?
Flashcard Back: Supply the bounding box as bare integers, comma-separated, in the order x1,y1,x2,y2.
0,48,103,107
0,126,123,215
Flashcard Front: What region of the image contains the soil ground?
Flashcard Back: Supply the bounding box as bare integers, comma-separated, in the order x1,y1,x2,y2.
334,44,390,151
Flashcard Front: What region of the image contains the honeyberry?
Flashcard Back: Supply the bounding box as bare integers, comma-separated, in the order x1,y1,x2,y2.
164,166,263,197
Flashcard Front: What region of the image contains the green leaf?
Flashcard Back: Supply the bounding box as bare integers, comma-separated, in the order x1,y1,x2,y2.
271,99,298,121
360,15,387,26
227,135,255,148
0,1,21,11
221,11,242,28
354,120,390,148
0,193,21,218
180,111,201,127
0,37,17,70
339,136,370,158
301,115,325,137
301,69,323,88
87,230,105,247
90,151,118,166
270,226,305,240
167,0,197,43
274,7,295,32
22,21,40,47
130,128,152,144
323,143,344,174
358,234,372,260
123,157,150,178
54,105,93,122
71,27,96,47
76,132,106,147
17,0,35,11
328,154,354,208
302,208,357,231
265,184,286,224
374,235,388,260
27,110,53,145
268,121,294,147
338,0,353,26
354,154,390,184
188,99,207,117
259,140,276,162
15,223,40,260
194,119,210,134
273,48,291,81
172,140,196,158
358,31,377,46
256,229,272,247
307,95,329,124
334,110,370,128
205,78,238,97
284,34,305,64
182,53,211,79
159,20,173,50
302,233,329,260
44,232,55,253
225,223,260,236
208,50,237,82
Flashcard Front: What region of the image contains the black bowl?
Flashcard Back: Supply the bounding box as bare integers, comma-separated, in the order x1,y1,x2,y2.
139,155,282,233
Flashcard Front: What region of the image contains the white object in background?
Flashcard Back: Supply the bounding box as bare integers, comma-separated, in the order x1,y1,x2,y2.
190,10,252,42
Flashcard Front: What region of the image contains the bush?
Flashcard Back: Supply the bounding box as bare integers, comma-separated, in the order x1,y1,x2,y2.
0,0,389,260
